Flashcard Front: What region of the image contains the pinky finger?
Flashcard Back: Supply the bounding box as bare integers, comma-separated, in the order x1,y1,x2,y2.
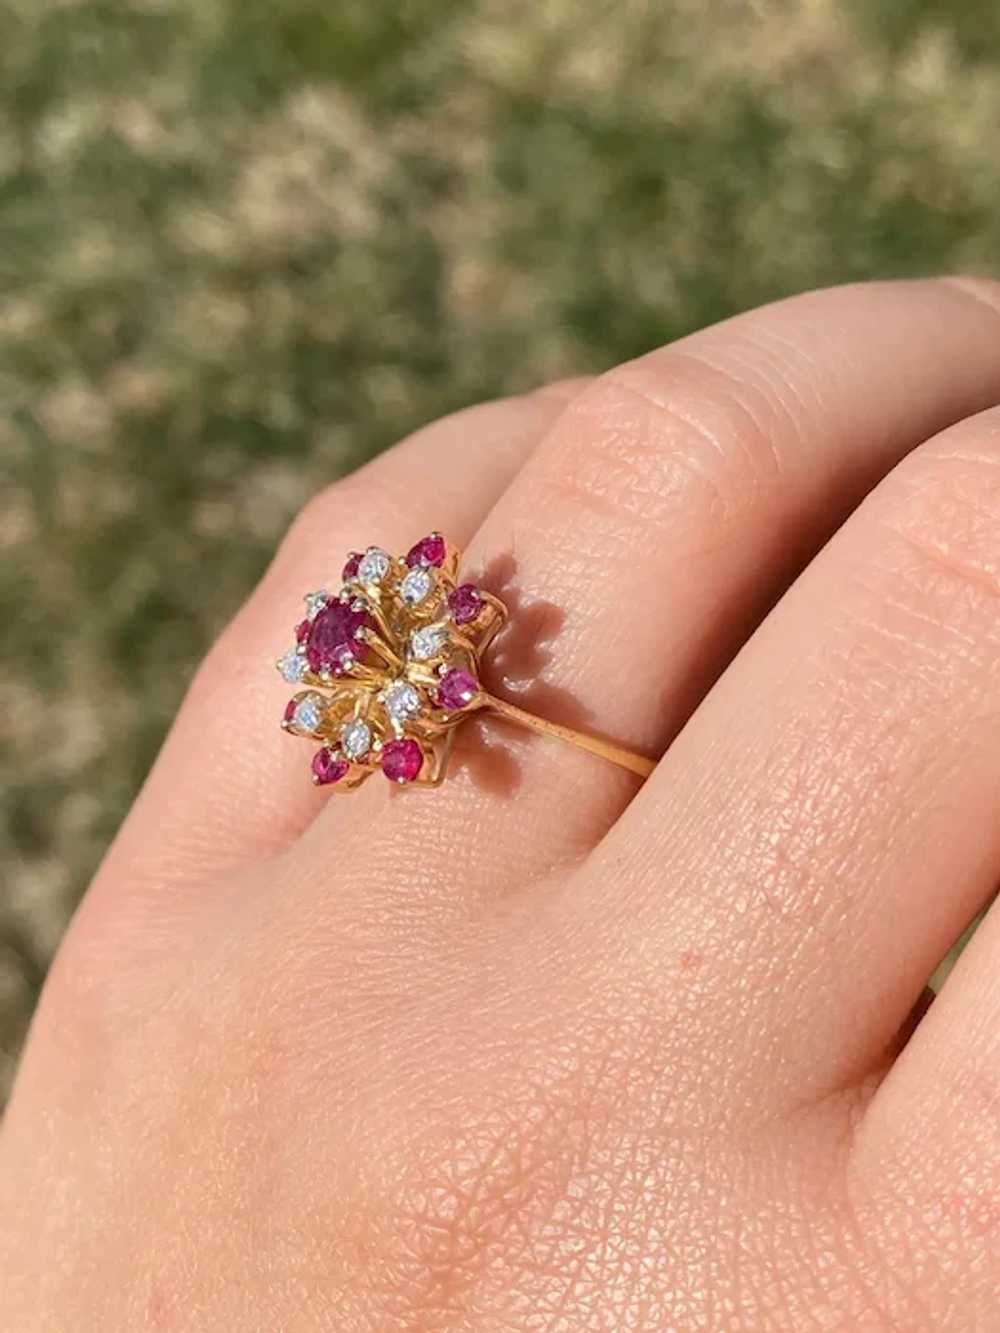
851,902,1000,1326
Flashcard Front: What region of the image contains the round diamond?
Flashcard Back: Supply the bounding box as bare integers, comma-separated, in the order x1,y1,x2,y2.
400,565,434,607
304,589,329,617
278,648,307,683
341,719,372,761
410,624,448,660
357,547,391,584
291,693,325,735
383,680,421,723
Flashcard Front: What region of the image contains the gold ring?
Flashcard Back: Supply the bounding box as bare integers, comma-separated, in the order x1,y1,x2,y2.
277,533,656,789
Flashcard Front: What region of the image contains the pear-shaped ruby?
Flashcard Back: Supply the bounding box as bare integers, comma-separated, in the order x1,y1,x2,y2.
311,748,349,786
406,533,446,568
305,601,370,675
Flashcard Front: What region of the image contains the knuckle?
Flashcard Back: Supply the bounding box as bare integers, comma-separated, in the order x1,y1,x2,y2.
529,345,794,546
870,414,1000,620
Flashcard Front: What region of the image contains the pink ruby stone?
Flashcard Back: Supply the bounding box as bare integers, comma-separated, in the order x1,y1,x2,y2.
295,618,311,643
306,600,370,675
406,533,446,568
437,668,478,711
381,738,423,783
448,582,482,625
283,698,298,724
312,747,349,786
342,551,362,582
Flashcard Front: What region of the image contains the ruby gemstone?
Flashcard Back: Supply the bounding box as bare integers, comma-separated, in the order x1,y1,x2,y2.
306,601,370,675
342,552,362,583
295,618,311,643
437,668,478,711
283,698,298,724
381,738,423,783
406,533,446,568
448,583,482,625
312,748,349,786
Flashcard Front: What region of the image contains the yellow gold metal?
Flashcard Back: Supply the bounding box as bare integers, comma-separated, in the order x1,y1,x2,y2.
480,692,655,779
279,533,655,789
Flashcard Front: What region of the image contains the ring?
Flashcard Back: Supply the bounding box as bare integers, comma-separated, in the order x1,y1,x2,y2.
276,533,656,789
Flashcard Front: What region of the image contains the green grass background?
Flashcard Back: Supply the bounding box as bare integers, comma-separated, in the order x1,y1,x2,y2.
3,0,1000,1097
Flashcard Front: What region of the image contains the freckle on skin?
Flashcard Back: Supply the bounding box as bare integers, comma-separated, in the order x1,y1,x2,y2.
148,1284,172,1329
679,950,702,971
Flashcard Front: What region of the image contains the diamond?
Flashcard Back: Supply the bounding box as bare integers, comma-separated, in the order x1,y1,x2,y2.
381,738,423,783
406,533,447,568
304,589,329,617
383,680,421,722
341,719,372,761
357,547,391,584
410,624,448,660
437,668,479,711
448,583,482,626
288,692,325,735
312,748,349,786
278,648,307,683
400,565,434,606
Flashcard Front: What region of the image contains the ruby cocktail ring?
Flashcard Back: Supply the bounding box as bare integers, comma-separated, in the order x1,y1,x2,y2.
277,532,656,790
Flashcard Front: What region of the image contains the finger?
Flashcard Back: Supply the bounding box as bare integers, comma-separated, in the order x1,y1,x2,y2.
89,381,589,900
849,904,1000,1326
598,401,1000,1111
297,277,1000,920
450,279,1000,830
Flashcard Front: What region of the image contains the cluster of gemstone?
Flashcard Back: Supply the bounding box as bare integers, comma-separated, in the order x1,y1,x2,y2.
278,533,502,789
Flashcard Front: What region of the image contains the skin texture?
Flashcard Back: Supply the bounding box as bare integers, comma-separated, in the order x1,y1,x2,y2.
3,278,1000,1329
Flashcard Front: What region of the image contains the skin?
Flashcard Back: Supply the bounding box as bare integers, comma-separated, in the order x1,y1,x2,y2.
3,277,1000,1329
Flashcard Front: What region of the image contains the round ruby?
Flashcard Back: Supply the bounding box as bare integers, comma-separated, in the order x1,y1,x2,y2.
406,533,446,568
283,698,298,724
295,618,311,643
342,551,362,583
437,668,479,712
448,583,482,625
306,600,370,675
311,748,349,786
381,738,423,783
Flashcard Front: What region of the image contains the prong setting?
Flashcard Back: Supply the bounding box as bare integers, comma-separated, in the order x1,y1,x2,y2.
279,534,491,788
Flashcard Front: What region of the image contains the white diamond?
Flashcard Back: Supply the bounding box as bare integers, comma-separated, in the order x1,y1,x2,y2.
293,693,325,734
400,565,434,606
341,719,372,761
410,625,447,660
358,547,391,584
383,680,421,722
304,589,329,617
278,648,307,683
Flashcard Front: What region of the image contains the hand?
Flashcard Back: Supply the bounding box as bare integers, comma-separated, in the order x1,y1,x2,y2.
4,278,1000,1330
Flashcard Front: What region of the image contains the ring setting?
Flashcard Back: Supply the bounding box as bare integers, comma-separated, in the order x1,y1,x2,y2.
277,533,655,790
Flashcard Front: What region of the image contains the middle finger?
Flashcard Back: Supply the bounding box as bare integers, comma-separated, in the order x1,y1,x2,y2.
304,279,1000,902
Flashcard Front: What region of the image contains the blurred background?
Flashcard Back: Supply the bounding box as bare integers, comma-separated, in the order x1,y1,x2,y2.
3,0,1000,1099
